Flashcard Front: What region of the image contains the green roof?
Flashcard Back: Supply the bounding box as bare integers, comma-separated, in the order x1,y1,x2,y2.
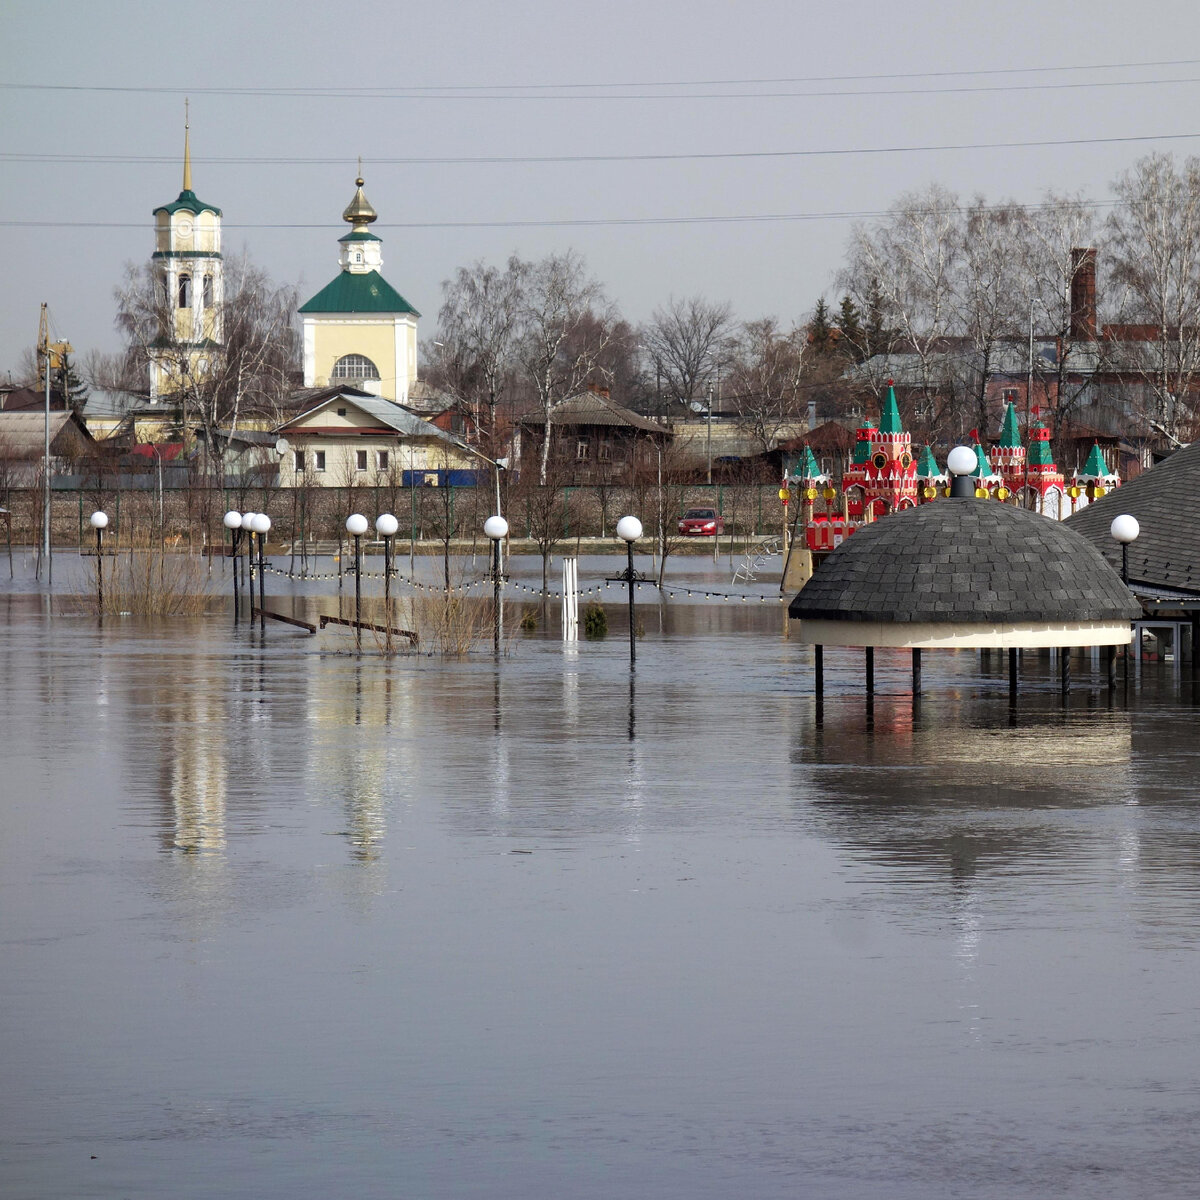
970,440,995,477
153,189,222,217
338,230,383,244
1027,425,1056,468
879,385,903,434
298,270,420,316
999,401,1021,448
852,420,876,464
797,445,822,479
916,445,942,477
1078,443,1113,480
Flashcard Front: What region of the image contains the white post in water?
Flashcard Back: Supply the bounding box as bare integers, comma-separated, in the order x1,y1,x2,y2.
562,557,579,641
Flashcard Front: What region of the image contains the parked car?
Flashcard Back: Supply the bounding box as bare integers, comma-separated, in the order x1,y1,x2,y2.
677,507,725,536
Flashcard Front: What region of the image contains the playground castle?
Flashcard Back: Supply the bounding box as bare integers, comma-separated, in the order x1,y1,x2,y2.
790,383,1120,556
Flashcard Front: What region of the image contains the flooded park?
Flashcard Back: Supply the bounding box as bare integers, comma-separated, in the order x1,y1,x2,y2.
4,548,1200,1198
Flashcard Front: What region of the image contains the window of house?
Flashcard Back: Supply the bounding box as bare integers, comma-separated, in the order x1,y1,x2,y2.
332,354,381,382
377,449,389,472
202,275,213,308
598,439,613,462
314,450,326,472
293,449,305,473
356,449,368,471
576,438,589,461
178,274,191,308
336,407,347,417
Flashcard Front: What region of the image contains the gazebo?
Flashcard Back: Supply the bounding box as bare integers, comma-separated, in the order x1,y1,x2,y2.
788,495,1141,702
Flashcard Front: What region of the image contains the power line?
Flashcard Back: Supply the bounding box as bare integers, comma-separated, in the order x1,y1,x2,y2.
4,74,1200,102
4,130,1199,169
0,198,1120,233
4,56,1200,94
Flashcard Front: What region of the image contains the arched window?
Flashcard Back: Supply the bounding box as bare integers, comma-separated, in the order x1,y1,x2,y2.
178,274,191,309
332,354,380,382
202,275,213,308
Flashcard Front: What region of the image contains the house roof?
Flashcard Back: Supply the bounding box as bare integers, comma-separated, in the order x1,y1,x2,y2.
790,500,1140,627
0,410,94,456
1065,440,1200,594
298,270,419,316
522,391,669,434
277,393,469,448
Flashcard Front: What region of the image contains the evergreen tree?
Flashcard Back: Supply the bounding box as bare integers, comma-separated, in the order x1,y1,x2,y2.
862,277,888,360
809,298,833,354
52,351,89,412
836,295,864,361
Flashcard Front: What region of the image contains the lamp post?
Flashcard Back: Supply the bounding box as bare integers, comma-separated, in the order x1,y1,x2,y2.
484,514,509,657
223,510,242,620
1110,514,1139,585
946,445,978,498
242,511,256,595
376,513,399,652
616,515,643,667
346,513,368,650
251,513,270,630
89,510,108,613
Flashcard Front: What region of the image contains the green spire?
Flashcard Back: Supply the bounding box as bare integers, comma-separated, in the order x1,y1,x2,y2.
880,383,903,434
852,420,876,464
970,438,995,478
1078,443,1111,480
800,445,822,480
999,401,1021,448
916,444,942,478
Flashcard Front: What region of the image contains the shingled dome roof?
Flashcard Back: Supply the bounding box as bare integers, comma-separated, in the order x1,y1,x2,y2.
789,499,1140,649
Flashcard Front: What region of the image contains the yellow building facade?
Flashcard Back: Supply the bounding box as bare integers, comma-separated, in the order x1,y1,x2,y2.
299,178,420,405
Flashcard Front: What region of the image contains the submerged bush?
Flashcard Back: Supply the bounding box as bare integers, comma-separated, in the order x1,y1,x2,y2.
583,602,608,640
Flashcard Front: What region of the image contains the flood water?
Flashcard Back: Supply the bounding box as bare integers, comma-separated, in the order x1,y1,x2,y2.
4,552,1200,1198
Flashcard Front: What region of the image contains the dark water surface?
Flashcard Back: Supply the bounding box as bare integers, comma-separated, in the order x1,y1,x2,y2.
3,564,1200,1198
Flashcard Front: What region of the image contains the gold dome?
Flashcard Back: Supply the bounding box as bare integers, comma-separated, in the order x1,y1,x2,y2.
342,177,377,227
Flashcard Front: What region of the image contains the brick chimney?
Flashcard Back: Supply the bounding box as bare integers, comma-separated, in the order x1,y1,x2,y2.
1069,247,1097,340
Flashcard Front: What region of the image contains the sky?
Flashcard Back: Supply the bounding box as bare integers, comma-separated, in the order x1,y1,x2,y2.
4,0,1200,381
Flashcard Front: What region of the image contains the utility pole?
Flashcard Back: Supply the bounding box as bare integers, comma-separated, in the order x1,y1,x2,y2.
36,305,72,584
706,380,714,486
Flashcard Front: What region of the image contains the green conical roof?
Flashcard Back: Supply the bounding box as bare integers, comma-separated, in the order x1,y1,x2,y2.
298,269,419,316
1078,443,1112,480
799,445,822,479
970,439,995,478
916,444,942,478
999,401,1021,448
880,384,903,434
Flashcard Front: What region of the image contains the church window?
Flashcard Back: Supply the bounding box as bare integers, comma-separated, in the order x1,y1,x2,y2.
202,275,213,307
332,354,380,382
356,449,368,472
178,274,191,308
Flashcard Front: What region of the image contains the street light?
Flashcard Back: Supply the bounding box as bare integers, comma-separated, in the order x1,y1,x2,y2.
223,510,243,619
251,512,270,629
616,514,643,667
346,513,369,650
376,513,399,651
1110,514,1140,585
484,514,509,657
89,510,108,613
241,511,257,594
946,445,978,498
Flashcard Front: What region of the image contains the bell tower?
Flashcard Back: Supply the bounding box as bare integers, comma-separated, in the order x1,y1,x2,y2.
149,105,223,402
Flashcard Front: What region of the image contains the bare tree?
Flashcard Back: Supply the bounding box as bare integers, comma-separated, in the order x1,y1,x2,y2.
114,253,299,472
641,295,734,412
514,251,618,484
727,318,807,455
1107,152,1200,446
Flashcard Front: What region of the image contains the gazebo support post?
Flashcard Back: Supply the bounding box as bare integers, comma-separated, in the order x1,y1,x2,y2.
865,646,874,698
1060,647,1071,699
911,647,921,696
814,644,824,700
1107,644,1117,692
1009,647,1018,702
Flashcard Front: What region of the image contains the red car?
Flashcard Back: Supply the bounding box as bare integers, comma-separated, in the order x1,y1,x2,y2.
677,507,726,536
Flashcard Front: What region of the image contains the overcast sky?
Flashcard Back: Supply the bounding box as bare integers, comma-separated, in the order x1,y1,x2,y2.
4,0,1200,382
